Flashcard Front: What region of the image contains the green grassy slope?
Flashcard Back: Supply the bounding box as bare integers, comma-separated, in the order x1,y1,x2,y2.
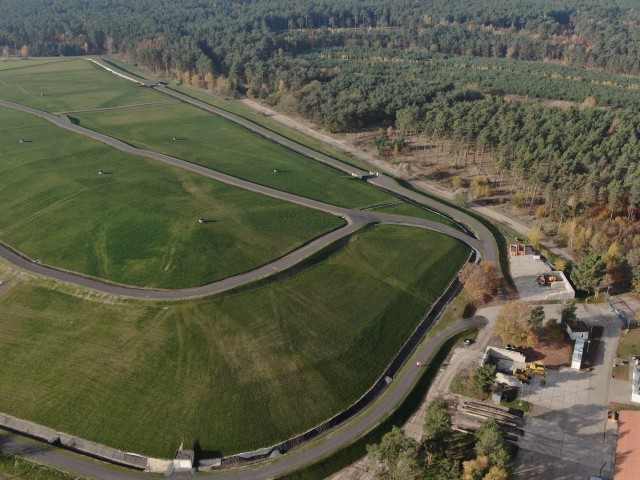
0,107,342,288
0,225,469,457
75,103,393,209
0,59,162,112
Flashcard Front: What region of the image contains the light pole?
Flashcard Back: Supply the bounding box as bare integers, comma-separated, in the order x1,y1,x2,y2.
599,461,607,476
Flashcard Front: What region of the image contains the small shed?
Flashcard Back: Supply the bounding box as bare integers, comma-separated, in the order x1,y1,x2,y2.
566,321,589,341
173,450,194,472
571,338,585,370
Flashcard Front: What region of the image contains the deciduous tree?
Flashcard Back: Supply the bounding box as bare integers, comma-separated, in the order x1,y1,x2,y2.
495,301,536,347
458,263,500,305
453,188,469,207
483,466,509,480
528,226,543,249
462,456,489,480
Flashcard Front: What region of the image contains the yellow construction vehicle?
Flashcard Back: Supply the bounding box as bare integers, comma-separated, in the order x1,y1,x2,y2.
513,361,548,385
527,361,547,379
513,368,531,383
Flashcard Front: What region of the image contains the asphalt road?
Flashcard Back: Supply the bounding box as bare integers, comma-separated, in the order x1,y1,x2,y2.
0,317,485,480
0,98,489,299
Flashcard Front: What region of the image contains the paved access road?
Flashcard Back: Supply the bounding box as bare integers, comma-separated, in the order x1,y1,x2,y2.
0,98,490,300
0,317,485,480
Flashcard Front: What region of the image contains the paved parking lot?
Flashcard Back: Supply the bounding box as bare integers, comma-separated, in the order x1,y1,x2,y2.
518,367,591,410
509,248,574,302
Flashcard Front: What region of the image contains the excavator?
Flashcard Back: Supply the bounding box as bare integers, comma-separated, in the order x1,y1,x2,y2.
513,361,548,386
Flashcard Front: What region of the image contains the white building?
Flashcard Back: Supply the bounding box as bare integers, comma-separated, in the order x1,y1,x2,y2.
631,360,640,404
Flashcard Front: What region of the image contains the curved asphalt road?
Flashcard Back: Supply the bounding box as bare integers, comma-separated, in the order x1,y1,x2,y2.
0,98,490,299
0,317,485,480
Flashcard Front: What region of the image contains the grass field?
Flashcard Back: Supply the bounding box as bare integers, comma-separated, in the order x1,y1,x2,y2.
0,58,163,112
0,58,66,70
0,106,342,288
0,56,459,221
74,103,394,209
168,83,375,169
0,225,469,458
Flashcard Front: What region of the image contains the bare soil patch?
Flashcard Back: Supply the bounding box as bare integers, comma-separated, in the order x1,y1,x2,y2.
522,341,573,369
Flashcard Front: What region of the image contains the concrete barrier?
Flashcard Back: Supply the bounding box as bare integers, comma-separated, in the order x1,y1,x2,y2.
0,412,171,472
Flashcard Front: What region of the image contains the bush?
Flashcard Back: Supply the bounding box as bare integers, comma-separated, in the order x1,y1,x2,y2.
544,319,565,344
452,176,465,189
511,192,525,208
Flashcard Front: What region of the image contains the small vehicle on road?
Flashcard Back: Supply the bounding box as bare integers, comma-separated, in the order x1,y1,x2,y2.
463,338,473,345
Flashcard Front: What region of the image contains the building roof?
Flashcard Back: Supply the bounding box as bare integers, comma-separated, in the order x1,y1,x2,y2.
615,411,640,480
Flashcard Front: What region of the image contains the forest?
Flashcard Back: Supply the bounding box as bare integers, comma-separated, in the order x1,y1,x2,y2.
1,0,639,293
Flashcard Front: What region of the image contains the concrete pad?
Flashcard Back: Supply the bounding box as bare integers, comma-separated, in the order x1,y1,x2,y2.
509,248,574,302
514,448,611,480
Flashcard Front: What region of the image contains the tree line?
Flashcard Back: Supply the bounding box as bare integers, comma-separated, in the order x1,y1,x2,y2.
3,0,640,75
367,397,513,479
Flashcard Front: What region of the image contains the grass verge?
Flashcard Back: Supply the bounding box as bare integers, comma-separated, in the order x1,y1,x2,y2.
0,444,84,480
